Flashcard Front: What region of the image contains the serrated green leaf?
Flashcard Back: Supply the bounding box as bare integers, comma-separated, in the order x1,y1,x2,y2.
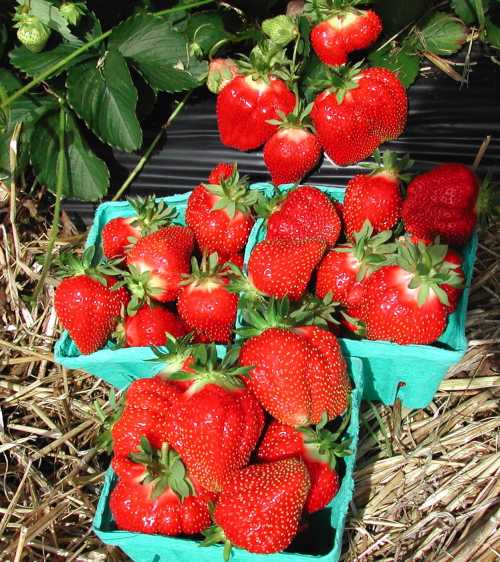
185,11,232,55
31,108,109,201
417,12,468,56
485,15,500,47
368,45,420,88
9,44,95,79
67,50,142,152
16,0,80,43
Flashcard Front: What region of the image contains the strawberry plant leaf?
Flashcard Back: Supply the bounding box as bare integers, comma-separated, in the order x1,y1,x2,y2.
108,13,200,92
67,50,143,152
415,12,468,56
16,0,80,44
31,108,109,201
451,0,490,24
185,11,232,55
368,45,420,88
485,15,500,47
9,44,95,79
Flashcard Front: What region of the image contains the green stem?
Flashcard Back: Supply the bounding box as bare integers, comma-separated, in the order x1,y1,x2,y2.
0,0,215,111
32,104,65,302
111,90,192,202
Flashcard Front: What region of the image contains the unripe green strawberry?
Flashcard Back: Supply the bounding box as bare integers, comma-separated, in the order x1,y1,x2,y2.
60,2,86,26
16,16,51,53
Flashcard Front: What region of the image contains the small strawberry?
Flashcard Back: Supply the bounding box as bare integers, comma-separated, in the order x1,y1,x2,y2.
59,2,86,26
54,248,129,355
110,438,215,536
264,185,341,246
177,253,238,344
14,14,51,53
361,239,464,344
216,43,296,151
207,58,239,94
343,151,413,237
311,65,407,166
186,163,258,259
202,459,310,555
306,2,382,66
263,102,322,186
102,196,177,259
402,163,480,246
163,345,265,492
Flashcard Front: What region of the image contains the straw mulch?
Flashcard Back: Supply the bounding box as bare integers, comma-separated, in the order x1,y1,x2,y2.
0,189,498,562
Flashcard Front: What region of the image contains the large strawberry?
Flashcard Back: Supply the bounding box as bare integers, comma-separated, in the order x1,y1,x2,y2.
311,65,407,166
238,299,350,427
216,43,296,151
263,103,322,186
343,151,413,237
177,253,238,344
257,412,351,514
186,163,258,259
264,185,341,246
123,225,194,308
54,248,129,355
163,345,264,492
202,459,310,555
306,1,382,66
402,163,480,246
102,196,177,259
110,439,215,536
361,239,464,344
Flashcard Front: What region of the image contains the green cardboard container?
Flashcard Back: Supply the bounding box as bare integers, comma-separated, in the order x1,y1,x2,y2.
243,183,478,410
54,185,274,389
93,356,364,562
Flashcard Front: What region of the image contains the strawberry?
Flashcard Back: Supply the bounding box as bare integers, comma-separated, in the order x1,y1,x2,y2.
315,221,396,310
238,299,350,427
242,238,326,301
123,225,195,308
343,151,413,237
265,185,341,246
119,304,187,347
307,3,382,66
360,239,464,344
54,248,129,355
263,103,322,186
402,163,480,246
110,439,215,536
177,253,238,344
257,413,351,513
311,65,407,166
102,196,177,259
14,14,51,53
202,459,310,555
59,2,86,26
216,42,296,151
163,345,264,492
186,163,258,259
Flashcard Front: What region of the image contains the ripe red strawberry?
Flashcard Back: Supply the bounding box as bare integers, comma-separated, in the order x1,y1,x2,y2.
186,163,257,259
246,238,326,301
238,301,350,427
361,240,463,344
124,225,194,305
263,103,322,186
163,345,264,492
177,253,238,344
110,439,215,536
102,196,177,259
402,163,480,246
265,185,341,246
343,151,413,237
311,66,407,166
54,248,129,355
208,162,235,184
203,459,310,554
120,304,187,347
217,44,296,150
257,416,350,513
310,8,382,66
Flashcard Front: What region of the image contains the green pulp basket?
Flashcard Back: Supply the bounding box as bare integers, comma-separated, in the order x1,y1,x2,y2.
243,183,478,410
53,186,273,389
93,356,364,562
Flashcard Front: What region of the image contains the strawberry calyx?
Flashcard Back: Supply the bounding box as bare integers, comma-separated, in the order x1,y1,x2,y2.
338,220,397,281
304,1,372,25
203,166,259,218
227,263,267,304
341,311,366,337
166,344,251,395
201,525,233,562
94,390,125,453
266,99,316,133
311,63,363,103
59,2,86,26
126,195,178,240
180,253,229,290
129,437,195,501
360,150,414,183
151,333,196,377
254,190,288,219
116,265,164,315
236,40,293,83
55,246,123,285
396,239,464,307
